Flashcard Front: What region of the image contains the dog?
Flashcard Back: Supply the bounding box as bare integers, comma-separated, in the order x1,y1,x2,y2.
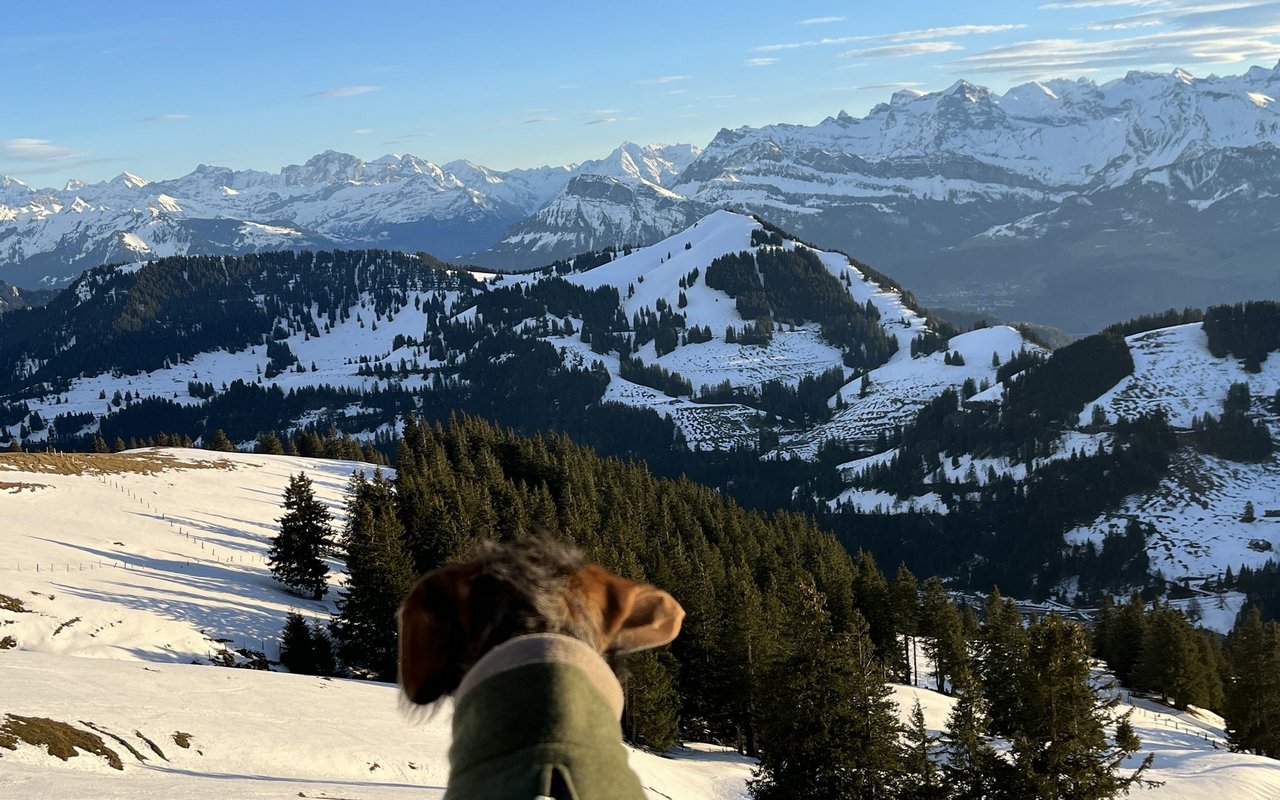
397,537,685,800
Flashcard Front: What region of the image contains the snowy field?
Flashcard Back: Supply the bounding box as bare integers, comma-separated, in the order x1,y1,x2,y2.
0,448,751,799
2,448,1278,797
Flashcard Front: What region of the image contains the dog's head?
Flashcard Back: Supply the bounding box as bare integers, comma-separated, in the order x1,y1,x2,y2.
397,538,684,706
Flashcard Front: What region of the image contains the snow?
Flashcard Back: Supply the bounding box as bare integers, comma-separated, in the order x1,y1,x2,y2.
0,449,753,799
3,449,1279,797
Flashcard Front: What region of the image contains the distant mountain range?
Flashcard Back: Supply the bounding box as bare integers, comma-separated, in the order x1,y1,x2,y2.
4,62,1280,331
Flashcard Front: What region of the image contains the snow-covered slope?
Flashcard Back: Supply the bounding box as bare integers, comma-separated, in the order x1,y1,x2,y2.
549,211,1038,451
3,211,1037,458
1065,324,1280,581
0,448,752,799
3,449,1276,799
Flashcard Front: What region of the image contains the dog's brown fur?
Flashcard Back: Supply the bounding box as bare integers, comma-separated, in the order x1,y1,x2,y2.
397,538,683,706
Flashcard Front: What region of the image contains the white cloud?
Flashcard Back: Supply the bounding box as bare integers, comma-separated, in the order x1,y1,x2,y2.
308,85,379,99
799,16,847,24
950,22,1280,75
585,118,618,125
842,42,964,59
745,57,779,66
756,23,1024,52
857,81,927,90
352,128,373,135
523,117,558,124
637,75,690,84
0,137,85,163
143,113,190,123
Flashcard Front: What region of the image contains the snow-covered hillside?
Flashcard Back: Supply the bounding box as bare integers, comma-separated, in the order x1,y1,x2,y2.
1067,324,1280,582
3,211,1036,459
840,315,1280,594
0,448,751,799
3,449,1277,799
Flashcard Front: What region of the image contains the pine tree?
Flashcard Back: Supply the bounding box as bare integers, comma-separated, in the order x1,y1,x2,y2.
751,589,905,800
941,672,1006,800
1005,615,1153,800
330,471,416,680
891,564,921,685
268,472,332,600
1223,607,1280,756
207,428,235,452
919,577,967,694
901,700,945,800
623,648,681,752
279,611,317,673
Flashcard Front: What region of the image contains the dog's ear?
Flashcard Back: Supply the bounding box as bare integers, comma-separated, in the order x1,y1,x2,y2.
579,564,685,653
397,562,476,705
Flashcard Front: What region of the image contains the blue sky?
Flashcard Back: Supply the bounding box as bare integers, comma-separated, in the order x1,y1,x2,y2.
4,0,1279,186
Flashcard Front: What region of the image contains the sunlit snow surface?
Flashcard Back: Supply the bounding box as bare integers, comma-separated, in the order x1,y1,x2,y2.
0,449,752,799
2,449,1277,798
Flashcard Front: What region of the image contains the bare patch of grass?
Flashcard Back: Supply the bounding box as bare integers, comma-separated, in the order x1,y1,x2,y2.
79,720,146,764
0,451,235,477
171,731,193,749
0,594,29,613
0,715,123,769
0,636,15,650
134,730,167,761
52,616,82,637
0,481,50,492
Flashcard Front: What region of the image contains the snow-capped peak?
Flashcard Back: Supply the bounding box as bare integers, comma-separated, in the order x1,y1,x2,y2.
112,171,149,189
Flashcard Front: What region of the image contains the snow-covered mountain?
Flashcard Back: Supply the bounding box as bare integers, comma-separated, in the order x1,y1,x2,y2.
7,63,1280,330
0,143,699,287
476,62,1280,329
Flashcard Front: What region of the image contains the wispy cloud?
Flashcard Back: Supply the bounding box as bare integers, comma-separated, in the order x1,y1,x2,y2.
756,23,1025,52
523,117,558,124
143,113,190,123
308,85,380,99
950,22,1280,76
857,81,927,90
585,118,618,125
382,133,429,145
799,15,847,24
352,128,373,135
0,137,86,163
745,57,779,66
1041,0,1169,8
843,41,964,59
591,108,621,115
637,75,690,84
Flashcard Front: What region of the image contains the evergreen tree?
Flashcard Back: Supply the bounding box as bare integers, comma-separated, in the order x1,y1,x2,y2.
941,671,1006,800
1223,608,1280,756
919,577,967,694
751,588,904,800
891,563,921,685
279,611,317,673
207,428,236,452
268,472,332,600
623,648,681,752
902,700,945,800
330,471,416,680
1004,616,1153,800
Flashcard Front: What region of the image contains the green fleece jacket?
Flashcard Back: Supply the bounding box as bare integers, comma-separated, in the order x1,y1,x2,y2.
445,633,648,800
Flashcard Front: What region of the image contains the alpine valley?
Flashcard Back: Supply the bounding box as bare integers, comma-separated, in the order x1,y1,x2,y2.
7,54,1280,800
4,207,1280,618
5,63,1280,332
